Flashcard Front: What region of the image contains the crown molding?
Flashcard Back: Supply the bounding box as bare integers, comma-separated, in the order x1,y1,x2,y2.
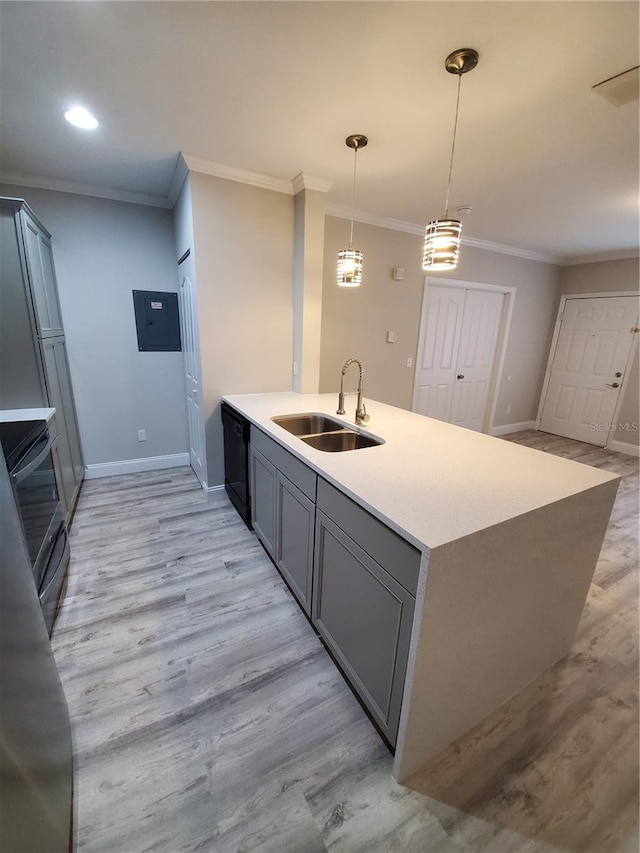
326,203,559,265
326,204,425,236
182,153,293,195
462,235,557,265
291,173,333,195
559,249,640,266
0,171,172,209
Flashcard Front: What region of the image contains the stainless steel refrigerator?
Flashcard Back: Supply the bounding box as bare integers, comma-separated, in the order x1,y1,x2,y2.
0,450,73,851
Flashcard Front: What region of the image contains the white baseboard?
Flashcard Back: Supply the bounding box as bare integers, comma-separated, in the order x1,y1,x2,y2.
490,420,537,437
204,483,225,493
84,453,190,480
606,439,640,457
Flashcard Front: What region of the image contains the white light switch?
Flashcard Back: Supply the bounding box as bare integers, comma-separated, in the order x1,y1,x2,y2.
406,357,413,368
387,331,398,343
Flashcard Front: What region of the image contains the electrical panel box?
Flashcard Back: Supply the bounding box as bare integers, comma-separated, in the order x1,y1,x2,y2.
132,290,181,352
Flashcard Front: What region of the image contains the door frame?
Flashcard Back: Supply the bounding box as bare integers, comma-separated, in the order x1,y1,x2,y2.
412,277,516,433
536,291,640,450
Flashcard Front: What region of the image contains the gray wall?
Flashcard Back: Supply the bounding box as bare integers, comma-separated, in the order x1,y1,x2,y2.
0,184,189,466
559,258,639,446
320,216,560,429
189,172,294,486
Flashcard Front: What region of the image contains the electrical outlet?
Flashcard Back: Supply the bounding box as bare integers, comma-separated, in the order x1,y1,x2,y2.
292,361,298,376
506,405,511,415
137,429,147,442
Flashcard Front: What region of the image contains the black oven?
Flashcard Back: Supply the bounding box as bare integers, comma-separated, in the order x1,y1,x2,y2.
0,419,69,635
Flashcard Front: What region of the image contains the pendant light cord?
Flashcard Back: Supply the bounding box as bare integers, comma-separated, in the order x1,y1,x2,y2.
443,72,462,218
349,144,358,248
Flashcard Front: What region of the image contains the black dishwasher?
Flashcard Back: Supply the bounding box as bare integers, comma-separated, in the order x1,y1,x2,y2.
221,402,252,528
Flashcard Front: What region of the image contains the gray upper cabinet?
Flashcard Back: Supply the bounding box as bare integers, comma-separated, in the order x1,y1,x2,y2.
22,211,64,338
0,198,84,520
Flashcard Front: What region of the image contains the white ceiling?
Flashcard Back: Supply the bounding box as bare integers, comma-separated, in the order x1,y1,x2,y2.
1,1,638,263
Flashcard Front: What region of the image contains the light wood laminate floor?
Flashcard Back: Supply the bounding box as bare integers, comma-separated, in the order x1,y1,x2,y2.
52,432,639,853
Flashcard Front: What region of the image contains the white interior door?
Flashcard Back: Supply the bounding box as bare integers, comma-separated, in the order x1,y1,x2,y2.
413,285,465,420
539,295,639,445
178,251,207,486
449,289,504,431
413,283,505,432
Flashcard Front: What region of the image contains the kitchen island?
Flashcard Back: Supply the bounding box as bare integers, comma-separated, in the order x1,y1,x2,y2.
223,391,619,782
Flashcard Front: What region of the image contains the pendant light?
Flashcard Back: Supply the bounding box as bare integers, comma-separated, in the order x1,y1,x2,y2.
422,48,479,272
337,134,368,287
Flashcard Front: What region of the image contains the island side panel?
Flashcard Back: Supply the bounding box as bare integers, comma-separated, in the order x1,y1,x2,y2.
393,477,619,783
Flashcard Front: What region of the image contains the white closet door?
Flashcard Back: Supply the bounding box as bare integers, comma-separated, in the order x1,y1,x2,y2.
450,290,504,431
540,296,638,444
413,284,504,432
178,253,207,486
413,285,466,420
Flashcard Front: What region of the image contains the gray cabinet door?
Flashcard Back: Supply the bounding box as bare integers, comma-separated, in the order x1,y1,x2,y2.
312,511,415,745
275,472,315,615
21,212,64,338
250,445,276,557
41,339,84,515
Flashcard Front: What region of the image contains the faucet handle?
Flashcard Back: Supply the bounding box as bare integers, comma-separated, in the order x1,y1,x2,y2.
356,402,370,424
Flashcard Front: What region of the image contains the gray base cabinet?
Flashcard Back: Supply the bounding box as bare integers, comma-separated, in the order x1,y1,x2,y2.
250,445,277,558
247,424,420,745
275,472,314,615
313,511,415,744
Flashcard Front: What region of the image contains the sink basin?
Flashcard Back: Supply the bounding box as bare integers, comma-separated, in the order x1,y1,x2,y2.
272,412,383,452
301,430,383,452
272,413,347,436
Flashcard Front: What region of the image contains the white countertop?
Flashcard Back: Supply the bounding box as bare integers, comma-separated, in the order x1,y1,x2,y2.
224,392,619,551
0,407,56,424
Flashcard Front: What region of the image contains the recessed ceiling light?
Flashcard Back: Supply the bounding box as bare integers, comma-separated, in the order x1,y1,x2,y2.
64,106,99,130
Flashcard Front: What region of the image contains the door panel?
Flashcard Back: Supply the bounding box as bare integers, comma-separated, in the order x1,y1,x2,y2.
450,290,503,431
413,286,465,418
22,217,63,338
178,254,206,486
414,283,504,432
540,296,638,445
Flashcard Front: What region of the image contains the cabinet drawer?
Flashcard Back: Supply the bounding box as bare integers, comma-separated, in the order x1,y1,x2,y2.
251,428,317,501
317,479,420,596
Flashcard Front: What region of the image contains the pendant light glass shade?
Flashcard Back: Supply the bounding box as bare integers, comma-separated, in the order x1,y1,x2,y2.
337,248,363,287
422,218,462,271
422,48,478,273
337,134,368,287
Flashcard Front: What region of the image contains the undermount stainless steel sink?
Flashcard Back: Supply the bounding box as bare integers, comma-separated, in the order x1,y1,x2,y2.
301,431,382,452
272,413,347,436
272,412,383,452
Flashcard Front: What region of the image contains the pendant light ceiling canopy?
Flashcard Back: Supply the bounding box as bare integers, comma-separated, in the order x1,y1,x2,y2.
422,48,479,272
337,134,368,287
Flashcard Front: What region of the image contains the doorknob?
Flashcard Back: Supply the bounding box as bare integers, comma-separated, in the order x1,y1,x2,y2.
615,372,622,378
606,382,620,388
457,374,465,379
